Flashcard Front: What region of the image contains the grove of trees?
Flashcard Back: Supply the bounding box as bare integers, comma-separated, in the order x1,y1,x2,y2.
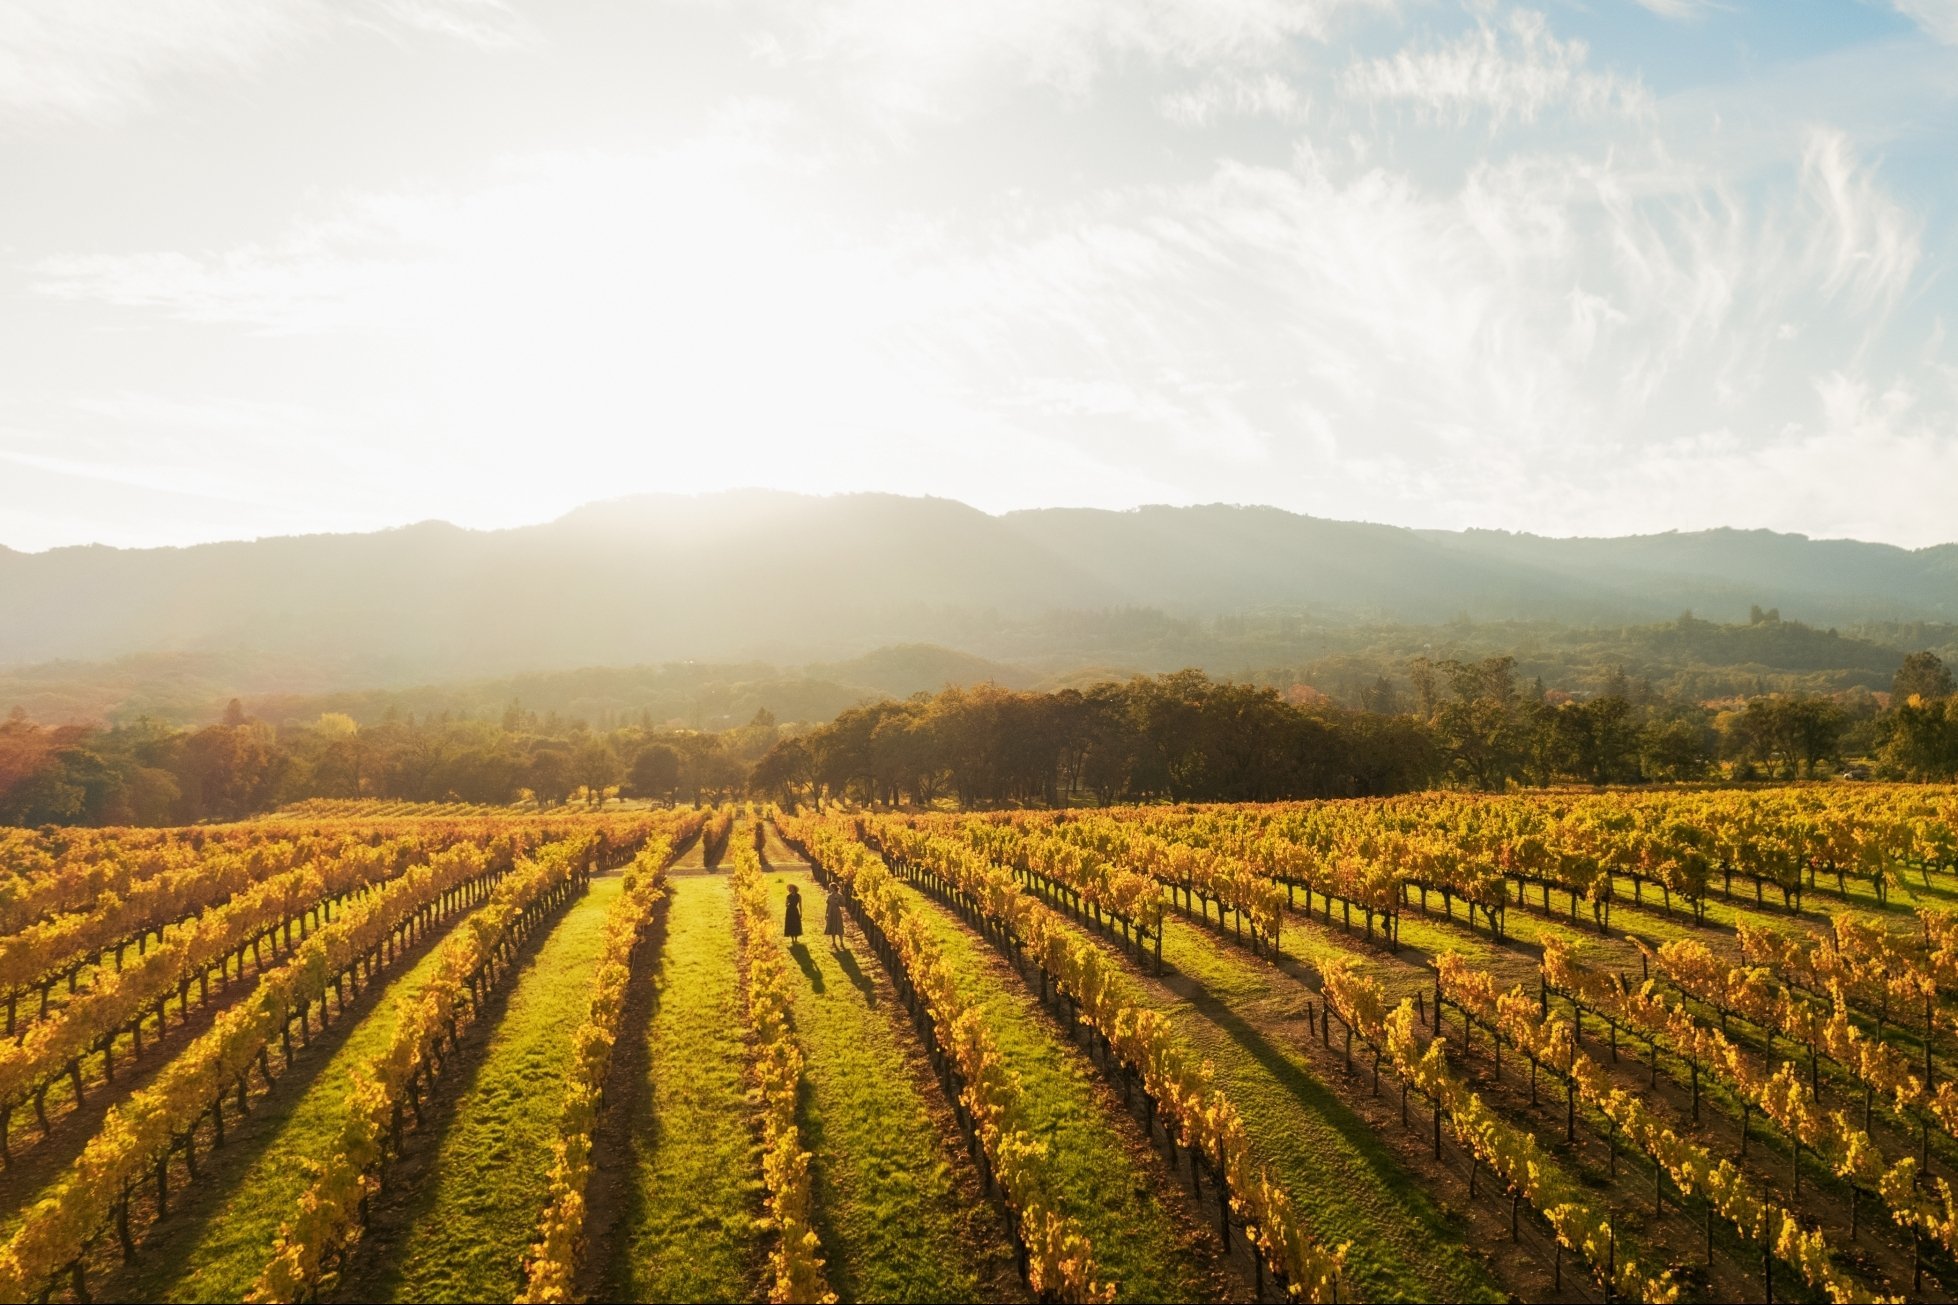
4,649,1953,826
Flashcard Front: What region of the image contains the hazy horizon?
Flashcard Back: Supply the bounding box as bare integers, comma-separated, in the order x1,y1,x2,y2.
5,487,1958,558
5,1,1958,554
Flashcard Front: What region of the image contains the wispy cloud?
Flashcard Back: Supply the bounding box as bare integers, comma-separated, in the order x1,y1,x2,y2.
0,1,296,124
0,395,401,548
1160,73,1308,126
27,105,1955,544
361,0,526,49
746,0,1392,122
0,0,525,124
8,0,1958,550
1800,128,1921,310
1629,0,1725,19
1890,0,1958,42
1339,8,1651,128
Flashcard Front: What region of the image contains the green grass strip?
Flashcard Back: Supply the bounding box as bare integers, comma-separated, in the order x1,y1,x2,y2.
349,874,624,1303
114,907,483,1303
770,864,1025,1304
893,880,1225,1305
1154,913,1503,1303
603,875,764,1303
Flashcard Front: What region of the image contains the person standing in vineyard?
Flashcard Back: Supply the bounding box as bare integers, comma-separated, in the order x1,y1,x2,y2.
784,882,803,938
824,886,845,947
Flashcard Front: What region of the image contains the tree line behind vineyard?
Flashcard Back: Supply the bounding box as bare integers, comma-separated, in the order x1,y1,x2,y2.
5,651,1957,827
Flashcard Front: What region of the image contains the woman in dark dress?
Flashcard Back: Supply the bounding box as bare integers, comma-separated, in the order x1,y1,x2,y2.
784,883,803,938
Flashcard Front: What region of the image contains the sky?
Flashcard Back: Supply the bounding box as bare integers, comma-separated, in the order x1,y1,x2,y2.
2,0,1955,552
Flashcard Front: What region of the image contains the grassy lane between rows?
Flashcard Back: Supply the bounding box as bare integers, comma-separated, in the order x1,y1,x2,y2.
891,878,1239,1305
768,862,1029,1304
1367,867,1958,1103
0,895,400,1240
1151,911,1506,1303
1190,894,1834,1302
0,991,252,1244
1279,871,1912,1006
601,874,765,1303
333,873,624,1303
99,900,489,1304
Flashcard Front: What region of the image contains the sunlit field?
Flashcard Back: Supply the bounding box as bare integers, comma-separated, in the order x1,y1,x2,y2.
0,788,1952,1303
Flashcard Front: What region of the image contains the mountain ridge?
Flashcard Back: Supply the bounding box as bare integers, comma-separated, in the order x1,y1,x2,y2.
3,492,1953,681
16,493,1958,559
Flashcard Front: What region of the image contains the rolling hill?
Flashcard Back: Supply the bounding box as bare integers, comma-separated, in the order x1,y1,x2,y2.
2,492,1952,704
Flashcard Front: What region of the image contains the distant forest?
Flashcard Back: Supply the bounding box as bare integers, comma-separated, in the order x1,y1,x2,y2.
5,648,1957,827
3,608,1951,732
9,493,1958,824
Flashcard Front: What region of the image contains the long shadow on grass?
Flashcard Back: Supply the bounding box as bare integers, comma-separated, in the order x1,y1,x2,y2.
832,946,877,1006
1162,949,1478,1301
0,942,322,1227
794,1041,863,1304
784,938,856,1297
790,942,826,993
592,893,765,1304
1101,910,1422,1193
588,896,670,1300
96,903,471,1302
332,880,589,1303
1172,962,1437,1204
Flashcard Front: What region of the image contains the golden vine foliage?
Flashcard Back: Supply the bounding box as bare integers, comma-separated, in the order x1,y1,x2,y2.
1324,955,1675,1303
867,817,1349,1301
1435,953,1878,1303
517,810,702,1303
0,836,442,1117
945,815,1165,934
729,833,836,1305
0,835,526,1301
785,817,1116,1304
250,833,609,1303
1543,939,1958,1262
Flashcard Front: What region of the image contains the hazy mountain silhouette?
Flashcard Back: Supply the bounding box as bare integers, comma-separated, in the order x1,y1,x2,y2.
3,492,1953,684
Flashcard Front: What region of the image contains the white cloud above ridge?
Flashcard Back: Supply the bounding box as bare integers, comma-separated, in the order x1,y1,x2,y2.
1799,128,1921,312
33,105,1951,542
1891,0,1958,42
744,0,1394,122
6,0,1958,551
1630,0,1724,19
0,0,525,123
1339,8,1651,128
1161,72,1309,126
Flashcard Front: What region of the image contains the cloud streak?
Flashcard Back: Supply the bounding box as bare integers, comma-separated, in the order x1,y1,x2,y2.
745,0,1393,122
1339,8,1651,128
5,0,1957,550
1630,0,1725,19
1891,0,1958,42
36,109,1946,541
0,0,525,124
1160,72,1309,126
